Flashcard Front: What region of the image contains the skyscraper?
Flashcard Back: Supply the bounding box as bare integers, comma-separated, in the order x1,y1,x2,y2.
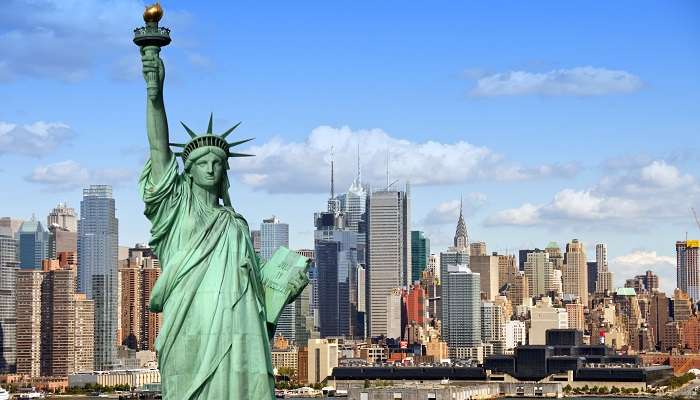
562,239,588,304
445,265,481,357
366,187,411,337
439,206,469,341
595,243,613,294
410,231,429,284
470,253,499,301
18,217,49,269
470,242,486,257
260,216,289,261
524,251,553,297
78,185,119,370
47,203,77,232
0,231,18,373
316,231,358,338
676,240,699,302
119,246,161,351
497,253,517,290
16,269,44,376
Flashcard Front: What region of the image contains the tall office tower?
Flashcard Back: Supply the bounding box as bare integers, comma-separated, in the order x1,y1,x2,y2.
78,185,119,370
316,231,358,338
676,240,700,302
422,254,440,321
438,207,469,338
562,239,588,304
470,253,499,301
356,265,366,337
47,203,77,232
497,254,517,289
18,217,49,269
481,301,505,354
649,291,670,349
587,262,598,294
505,320,527,351
0,217,23,237
445,265,481,358
529,297,569,345
551,269,563,296
672,288,693,322
405,282,426,326
644,270,659,292
545,242,563,270
518,248,541,271
595,243,613,294
16,269,44,376
410,231,429,284
565,301,585,331
119,247,161,351
366,187,411,337
506,272,530,308
260,216,289,261
251,230,261,256
0,232,18,373
386,288,404,339
470,242,486,257
524,251,553,297
47,202,78,259
337,150,367,234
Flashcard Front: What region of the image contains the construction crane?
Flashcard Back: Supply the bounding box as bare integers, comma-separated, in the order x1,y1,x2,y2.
693,207,700,231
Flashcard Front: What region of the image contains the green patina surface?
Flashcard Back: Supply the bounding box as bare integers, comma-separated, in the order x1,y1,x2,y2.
138,30,308,399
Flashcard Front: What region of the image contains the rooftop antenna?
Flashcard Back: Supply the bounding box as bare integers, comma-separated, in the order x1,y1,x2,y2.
357,143,362,185
330,146,335,199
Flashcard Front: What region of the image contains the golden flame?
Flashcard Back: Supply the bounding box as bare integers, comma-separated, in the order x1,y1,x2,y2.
143,3,164,23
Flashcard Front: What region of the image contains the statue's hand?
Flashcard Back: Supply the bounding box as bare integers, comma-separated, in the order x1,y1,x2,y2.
141,47,165,100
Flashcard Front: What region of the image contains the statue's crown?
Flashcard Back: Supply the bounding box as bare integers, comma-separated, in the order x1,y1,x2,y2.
170,113,254,162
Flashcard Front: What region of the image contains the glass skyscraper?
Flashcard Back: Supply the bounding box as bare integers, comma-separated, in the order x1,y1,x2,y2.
0,232,18,372
18,218,49,269
410,230,429,284
78,185,118,370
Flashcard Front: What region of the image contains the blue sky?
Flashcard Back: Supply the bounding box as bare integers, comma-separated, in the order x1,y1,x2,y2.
1,1,699,292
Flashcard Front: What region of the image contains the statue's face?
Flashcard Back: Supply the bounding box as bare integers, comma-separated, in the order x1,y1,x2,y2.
189,150,225,190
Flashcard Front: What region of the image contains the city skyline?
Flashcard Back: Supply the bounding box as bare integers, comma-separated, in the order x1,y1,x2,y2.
2,1,700,296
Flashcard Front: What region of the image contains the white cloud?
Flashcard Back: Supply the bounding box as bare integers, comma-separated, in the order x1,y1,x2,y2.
228,125,579,193
26,160,133,191
485,159,700,229
0,121,73,156
610,250,676,293
471,66,642,97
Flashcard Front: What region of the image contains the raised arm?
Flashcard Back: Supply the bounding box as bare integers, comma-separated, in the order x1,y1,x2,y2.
141,47,172,183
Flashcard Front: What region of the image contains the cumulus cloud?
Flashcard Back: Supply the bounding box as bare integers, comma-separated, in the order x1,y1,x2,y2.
26,160,133,191
610,250,676,293
485,160,699,228
422,193,487,226
0,121,73,156
228,125,579,193
471,66,642,97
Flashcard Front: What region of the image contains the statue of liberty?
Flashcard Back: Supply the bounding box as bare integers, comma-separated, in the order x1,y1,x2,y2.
137,8,309,398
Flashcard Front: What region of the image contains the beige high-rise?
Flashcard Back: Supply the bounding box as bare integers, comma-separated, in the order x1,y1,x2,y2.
470,253,499,301
524,251,553,297
16,269,44,377
497,254,517,289
563,239,588,304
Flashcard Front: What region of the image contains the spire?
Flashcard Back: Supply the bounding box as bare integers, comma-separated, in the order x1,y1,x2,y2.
454,195,468,250
330,146,335,199
356,142,361,186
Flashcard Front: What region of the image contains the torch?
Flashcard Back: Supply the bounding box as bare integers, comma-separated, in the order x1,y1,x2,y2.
133,3,171,100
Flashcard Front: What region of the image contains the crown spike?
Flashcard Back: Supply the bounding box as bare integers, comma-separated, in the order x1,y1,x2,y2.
174,152,183,157
207,113,214,134
221,122,242,139
181,121,197,138
229,152,254,158
228,137,254,147
169,142,187,147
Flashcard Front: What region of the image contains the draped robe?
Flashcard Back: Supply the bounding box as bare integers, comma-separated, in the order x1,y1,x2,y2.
139,156,286,399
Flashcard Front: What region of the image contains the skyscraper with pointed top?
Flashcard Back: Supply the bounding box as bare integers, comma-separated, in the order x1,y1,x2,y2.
454,197,468,250
439,198,470,342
